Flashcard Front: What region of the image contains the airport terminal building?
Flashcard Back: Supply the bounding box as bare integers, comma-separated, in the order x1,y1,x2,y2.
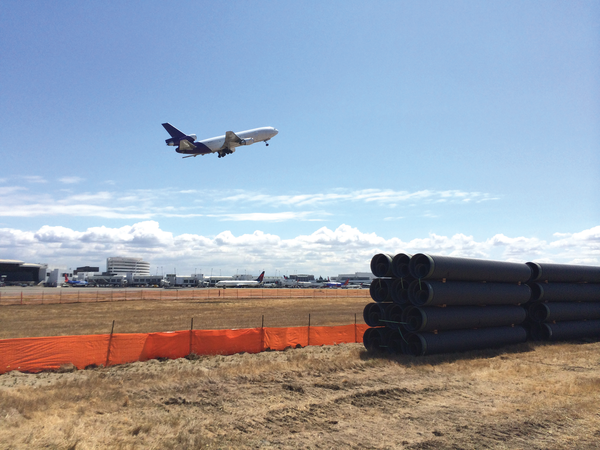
87,257,152,286
107,257,151,275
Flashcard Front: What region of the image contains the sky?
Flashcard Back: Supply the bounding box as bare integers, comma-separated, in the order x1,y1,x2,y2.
0,1,599,277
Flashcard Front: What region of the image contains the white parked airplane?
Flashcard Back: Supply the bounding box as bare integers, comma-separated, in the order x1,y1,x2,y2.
215,272,265,288
162,123,278,159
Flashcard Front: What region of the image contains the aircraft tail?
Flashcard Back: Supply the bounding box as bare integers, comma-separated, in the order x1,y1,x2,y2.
256,271,265,282
343,279,349,286
162,123,187,139
162,123,197,147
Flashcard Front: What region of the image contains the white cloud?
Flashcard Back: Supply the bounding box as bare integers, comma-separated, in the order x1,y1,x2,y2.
209,211,327,222
0,187,497,222
59,176,85,184
21,176,47,184
1,222,598,276
220,188,498,208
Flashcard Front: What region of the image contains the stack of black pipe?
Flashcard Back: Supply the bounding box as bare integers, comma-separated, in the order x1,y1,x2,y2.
364,253,416,353
526,262,600,341
364,253,600,356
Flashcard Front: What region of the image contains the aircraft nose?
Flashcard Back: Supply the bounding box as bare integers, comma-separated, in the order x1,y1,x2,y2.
273,128,279,135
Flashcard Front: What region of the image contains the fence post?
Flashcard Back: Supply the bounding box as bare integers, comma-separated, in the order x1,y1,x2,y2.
20,291,23,305
354,313,357,343
307,313,311,347
60,290,62,304
141,290,143,301
78,291,80,303
261,315,265,351
42,290,44,305
105,320,115,368
189,318,194,356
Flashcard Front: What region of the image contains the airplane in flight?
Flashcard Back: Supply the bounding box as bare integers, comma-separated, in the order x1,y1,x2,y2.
63,274,89,287
215,271,265,288
162,123,278,159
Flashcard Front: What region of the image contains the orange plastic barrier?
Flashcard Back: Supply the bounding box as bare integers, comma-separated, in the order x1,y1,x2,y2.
0,324,370,374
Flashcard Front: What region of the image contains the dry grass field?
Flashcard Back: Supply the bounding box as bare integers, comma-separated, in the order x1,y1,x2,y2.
1,341,599,449
1,288,600,449
0,288,369,339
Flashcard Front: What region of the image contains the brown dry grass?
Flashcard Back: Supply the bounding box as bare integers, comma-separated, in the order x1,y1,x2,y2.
0,288,369,338
1,288,600,448
1,341,599,449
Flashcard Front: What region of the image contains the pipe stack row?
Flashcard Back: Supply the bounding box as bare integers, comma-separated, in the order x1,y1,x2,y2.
364,253,600,356
525,262,600,341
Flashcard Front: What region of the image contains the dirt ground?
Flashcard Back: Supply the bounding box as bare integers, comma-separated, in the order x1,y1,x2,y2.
1,340,599,449
1,290,599,449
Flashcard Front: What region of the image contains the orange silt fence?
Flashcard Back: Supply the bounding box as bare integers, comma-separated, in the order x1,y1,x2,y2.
0,324,370,375
0,334,110,374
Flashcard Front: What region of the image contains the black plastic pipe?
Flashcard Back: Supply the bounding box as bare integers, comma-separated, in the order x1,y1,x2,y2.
386,329,407,354
531,320,600,341
363,327,390,351
391,253,413,279
527,262,600,283
369,278,393,303
370,253,394,278
390,277,414,305
409,253,531,283
408,279,531,306
402,305,526,333
528,282,600,303
381,303,404,330
528,302,600,323
404,326,527,356
363,303,383,327
362,327,382,351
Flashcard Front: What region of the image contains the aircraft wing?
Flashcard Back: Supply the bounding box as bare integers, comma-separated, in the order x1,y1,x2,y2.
178,140,197,152
223,131,243,149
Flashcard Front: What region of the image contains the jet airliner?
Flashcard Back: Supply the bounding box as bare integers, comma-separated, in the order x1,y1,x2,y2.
64,274,88,287
215,272,265,288
162,123,278,159
325,279,350,288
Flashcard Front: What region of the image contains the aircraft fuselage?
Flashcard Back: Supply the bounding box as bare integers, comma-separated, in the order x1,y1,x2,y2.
197,127,277,153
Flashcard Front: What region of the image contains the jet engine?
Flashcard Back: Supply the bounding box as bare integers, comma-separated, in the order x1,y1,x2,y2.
240,138,254,145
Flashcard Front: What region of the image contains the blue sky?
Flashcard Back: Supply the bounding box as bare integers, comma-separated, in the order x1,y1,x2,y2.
1,1,598,276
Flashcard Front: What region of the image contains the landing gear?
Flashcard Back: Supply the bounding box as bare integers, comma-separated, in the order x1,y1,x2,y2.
218,149,234,158
265,140,270,146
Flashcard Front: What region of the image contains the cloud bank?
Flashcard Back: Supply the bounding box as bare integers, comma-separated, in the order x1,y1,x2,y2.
1,221,598,276
0,186,497,220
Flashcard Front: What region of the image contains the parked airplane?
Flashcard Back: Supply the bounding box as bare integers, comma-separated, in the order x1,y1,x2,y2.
325,279,350,288
64,274,88,287
281,275,323,288
162,123,278,159
215,271,265,288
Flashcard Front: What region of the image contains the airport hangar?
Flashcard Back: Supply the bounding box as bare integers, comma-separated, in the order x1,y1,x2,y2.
0,260,48,285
